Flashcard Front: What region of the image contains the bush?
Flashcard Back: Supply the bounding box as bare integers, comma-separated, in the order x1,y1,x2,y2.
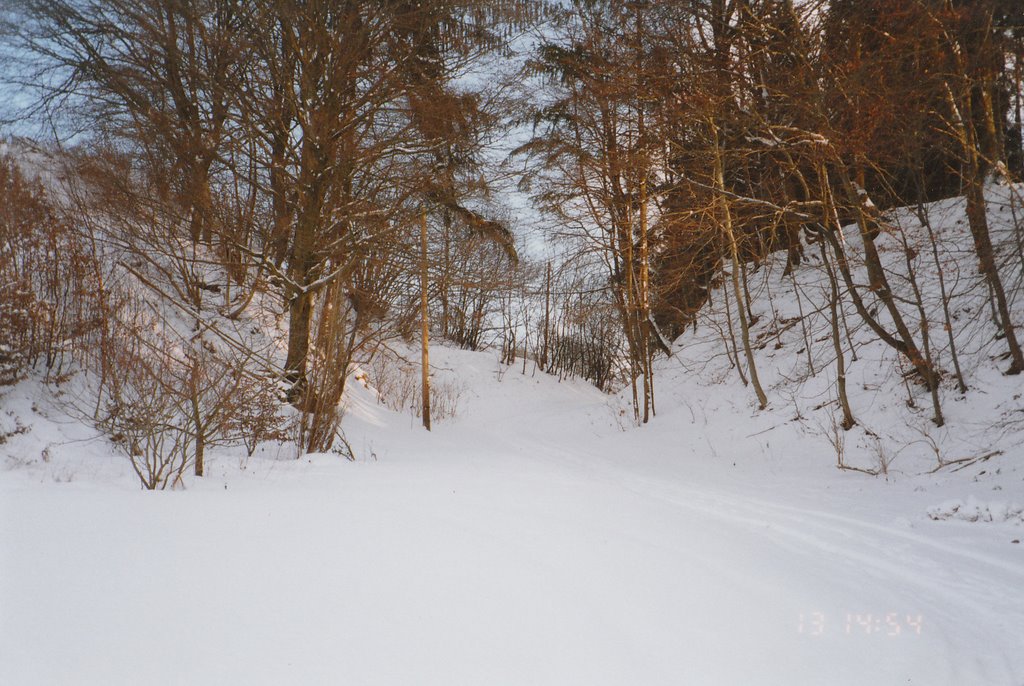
0,154,98,385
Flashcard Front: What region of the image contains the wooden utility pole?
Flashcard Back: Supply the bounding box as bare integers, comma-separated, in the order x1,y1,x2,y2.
639,174,653,423
420,208,432,431
636,1,653,424
542,261,551,371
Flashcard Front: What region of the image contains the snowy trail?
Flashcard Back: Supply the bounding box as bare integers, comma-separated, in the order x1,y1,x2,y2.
5,465,1002,686
2,447,1022,685
3,354,1023,685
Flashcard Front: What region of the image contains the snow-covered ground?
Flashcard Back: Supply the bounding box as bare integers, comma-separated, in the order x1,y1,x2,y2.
4,179,1024,684
2,341,1022,685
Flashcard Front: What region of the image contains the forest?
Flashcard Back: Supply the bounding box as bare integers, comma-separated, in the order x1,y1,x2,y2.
0,0,1022,484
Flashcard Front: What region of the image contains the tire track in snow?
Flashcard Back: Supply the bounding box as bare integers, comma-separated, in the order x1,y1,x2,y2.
508,433,1023,682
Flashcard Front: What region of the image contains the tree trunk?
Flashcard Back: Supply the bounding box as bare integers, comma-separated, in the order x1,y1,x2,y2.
713,123,767,409
954,83,1024,374
965,175,1024,373
542,261,551,371
284,289,312,398
188,354,206,477
284,225,314,400
283,165,321,399
820,238,855,430
420,209,432,431
639,176,653,423
837,168,937,389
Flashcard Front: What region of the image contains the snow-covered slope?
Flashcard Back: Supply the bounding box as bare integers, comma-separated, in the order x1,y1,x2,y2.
655,181,1024,473
2,184,1024,684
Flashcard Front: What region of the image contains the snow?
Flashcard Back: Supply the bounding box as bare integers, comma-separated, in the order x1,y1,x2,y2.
927,497,1024,524
3,184,1024,683
3,342,1023,685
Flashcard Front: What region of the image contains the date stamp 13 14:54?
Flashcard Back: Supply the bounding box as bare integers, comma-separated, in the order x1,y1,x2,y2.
797,612,924,637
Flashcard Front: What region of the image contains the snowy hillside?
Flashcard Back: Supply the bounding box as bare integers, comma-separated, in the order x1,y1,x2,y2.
652,182,1024,477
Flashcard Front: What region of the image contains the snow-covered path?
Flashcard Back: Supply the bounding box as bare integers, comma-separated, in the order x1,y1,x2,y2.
2,349,1022,685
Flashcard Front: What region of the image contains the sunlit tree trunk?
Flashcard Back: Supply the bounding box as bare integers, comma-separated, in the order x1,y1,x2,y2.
420,209,432,431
